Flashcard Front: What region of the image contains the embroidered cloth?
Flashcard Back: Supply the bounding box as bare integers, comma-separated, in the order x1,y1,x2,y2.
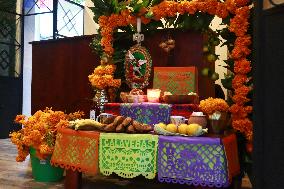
51,128,100,174
99,133,158,179
120,103,171,125
158,134,239,187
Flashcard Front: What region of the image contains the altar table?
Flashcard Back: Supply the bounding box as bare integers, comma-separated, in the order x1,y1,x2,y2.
51,128,239,189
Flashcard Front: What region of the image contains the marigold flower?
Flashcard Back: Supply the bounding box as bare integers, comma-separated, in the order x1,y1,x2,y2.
199,97,229,115
234,0,250,7
14,115,26,124
234,59,252,74
230,104,252,119
216,3,229,18
232,118,253,141
232,74,248,89
229,6,250,37
232,94,250,105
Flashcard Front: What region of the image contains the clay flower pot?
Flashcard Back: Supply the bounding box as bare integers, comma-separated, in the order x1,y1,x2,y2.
188,115,207,129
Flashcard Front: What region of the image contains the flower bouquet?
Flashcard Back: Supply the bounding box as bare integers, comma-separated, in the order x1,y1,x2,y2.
199,97,230,134
88,63,121,103
10,108,84,162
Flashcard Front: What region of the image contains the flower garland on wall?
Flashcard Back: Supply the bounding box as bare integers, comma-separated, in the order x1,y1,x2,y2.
90,0,253,141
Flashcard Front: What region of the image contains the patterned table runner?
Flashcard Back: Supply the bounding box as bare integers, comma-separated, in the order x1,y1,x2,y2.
158,134,239,188
99,133,159,179
51,128,100,174
120,103,171,125
105,103,199,121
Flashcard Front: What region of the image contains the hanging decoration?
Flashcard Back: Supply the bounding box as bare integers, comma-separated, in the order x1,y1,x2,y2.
125,17,152,89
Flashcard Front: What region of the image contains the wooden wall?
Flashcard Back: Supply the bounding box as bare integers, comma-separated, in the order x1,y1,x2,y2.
31,35,99,115
31,31,214,116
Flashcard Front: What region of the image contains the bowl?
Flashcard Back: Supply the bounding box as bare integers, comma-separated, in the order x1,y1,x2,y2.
126,95,147,103
163,95,199,104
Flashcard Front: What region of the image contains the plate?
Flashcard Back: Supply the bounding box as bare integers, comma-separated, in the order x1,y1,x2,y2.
163,95,199,104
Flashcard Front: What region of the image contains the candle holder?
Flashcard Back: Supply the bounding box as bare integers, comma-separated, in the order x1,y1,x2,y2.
147,89,161,103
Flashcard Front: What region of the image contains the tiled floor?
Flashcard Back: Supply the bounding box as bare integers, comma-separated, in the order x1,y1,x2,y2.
0,139,252,189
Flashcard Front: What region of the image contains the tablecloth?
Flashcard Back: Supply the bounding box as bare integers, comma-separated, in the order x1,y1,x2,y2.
50,128,100,174
99,133,159,179
157,134,240,188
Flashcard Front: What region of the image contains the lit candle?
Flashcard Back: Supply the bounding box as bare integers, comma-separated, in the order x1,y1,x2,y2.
147,89,161,103
137,17,141,33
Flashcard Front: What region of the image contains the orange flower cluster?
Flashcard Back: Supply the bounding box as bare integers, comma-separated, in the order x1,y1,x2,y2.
229,5,253,141
230,104,252,119
229,6,250,37
234,0,250,7
152,1,178,20
234,58,252,74
231,35,251,59
10,108,84,162
88,64,121,90
199,97,229,115
99,9,145,55
232,118,253,141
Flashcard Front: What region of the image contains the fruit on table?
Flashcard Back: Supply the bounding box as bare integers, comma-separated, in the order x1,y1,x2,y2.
157,122,167,130
187,123,202,136
166,124,177,133
178,124,188,135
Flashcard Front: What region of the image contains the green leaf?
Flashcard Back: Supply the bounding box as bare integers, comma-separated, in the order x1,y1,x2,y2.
149,0,163,6
221,74,234,90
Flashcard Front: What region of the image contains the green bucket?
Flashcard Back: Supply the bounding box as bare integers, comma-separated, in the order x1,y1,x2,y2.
30,147,64,182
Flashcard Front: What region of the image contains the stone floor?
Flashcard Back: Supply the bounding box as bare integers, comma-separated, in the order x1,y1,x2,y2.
0,139,252,189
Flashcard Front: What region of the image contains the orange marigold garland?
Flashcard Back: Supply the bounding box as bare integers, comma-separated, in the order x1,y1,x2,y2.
229,5,253,141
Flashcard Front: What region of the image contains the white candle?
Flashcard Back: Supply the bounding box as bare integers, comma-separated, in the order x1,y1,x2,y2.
137,17,141,33
147,89,161,103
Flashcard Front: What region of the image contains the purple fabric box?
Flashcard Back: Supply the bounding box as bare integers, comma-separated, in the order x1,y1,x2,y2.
120,103,171,125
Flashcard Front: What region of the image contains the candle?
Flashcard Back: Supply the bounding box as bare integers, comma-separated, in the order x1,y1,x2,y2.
137,17,141,33
147,89,161,103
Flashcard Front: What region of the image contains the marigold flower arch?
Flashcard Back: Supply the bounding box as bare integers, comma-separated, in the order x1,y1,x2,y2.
98,0,253,141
